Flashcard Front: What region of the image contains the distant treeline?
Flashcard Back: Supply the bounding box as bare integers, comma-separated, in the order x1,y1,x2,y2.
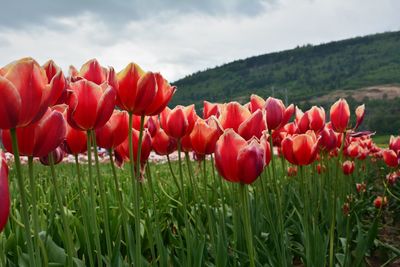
172,31,400,135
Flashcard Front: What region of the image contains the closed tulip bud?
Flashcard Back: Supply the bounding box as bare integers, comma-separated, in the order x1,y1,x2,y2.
382,149,399,168
190,116,223,155
373,196,388,209
2,108,66,157
152,128,177,155
0,151,10,232
342,160,355,175
79,59,108,85
319,127,337,152
214,129,264,184
238,109,267,140
42,60,67,106
67,79,116,130
330,98,350,133
249,94,265,113
308,106,325,132
296,108,309,134
264,97,286,130
145,116,160,137
389,135,400,155
260,132,272,166
161,105,198,139
203,101,221,119
39,147,65,166
281,132,319,166
354,104,365,130
356,182,367,193
386,172,398,186
95,110,129,149
219,102,251,132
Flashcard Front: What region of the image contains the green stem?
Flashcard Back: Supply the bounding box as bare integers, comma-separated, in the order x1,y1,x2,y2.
9,128,36,266
109,149,133,265
128,113,145,267
91,131,112,262
86,130,103,265
167,155,181,194
27,156,42,266
48,153,74,267
74,155,95,267
239,183,255,267
177,139,191,266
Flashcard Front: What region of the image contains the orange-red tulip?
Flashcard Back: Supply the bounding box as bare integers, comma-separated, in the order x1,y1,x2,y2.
152,128,177,155
117,64,176,115
0,58,50,128
219,102,251,132
0,151,10,232
95,110,129,149
79,59,109,85
281,132,319,165
160,105,198,139
214,129,264,184
238,109,267,140
330,98,350,133
2,108,66,157
249,94,265,113
190,116,223,155
42,60,67,106
308,106,325,132
203,101,221,119
382,149,399,168
67,79,116,130
342,160,355,175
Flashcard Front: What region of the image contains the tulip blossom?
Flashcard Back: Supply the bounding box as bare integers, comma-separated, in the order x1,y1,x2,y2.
330,98,350,132
161,105,198,139
287,166,298,177
0,57,51,129
319,127,338,152
354,104,365,130
214,129,265,184
190,116,223,155
115,129,152,166
342,160,355,175
281,132,320,166
238,109,267,140
264,97,294,130
2,108,67,157
79,59,109,85
42,60,67,106
356,183,367,193
95,111,129,150
260,132,272,166
249,94,265,113
67,79,116,130
203,101,221,119
219,102,251,132
308,106,325,132
382,149,399,168
373,196,388,209
152,129,177,155
39,147,65,166
389,135,400,155
145,116,160,137
0,151,10,232
117,64,176,115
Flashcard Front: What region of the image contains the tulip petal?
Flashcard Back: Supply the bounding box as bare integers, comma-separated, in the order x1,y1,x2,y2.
0,76,21,129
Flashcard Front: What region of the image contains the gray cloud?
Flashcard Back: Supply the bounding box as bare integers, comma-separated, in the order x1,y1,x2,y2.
0,0,273,29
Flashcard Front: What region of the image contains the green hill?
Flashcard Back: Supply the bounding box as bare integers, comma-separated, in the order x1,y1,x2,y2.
172,31,400,134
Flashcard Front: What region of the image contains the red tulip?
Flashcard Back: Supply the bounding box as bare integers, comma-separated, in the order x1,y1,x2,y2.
319,127,338,152
203,101,221,119
356,182,366,193
354,104,365,130
0,151,10,232
281,132,319,165
152,128,177,155
145,116,160,137
190,116,223,155
382,149,399,168
260,132,272,166
160,105,198,139
249,94,265,113
295,108,310,133
2,108,66,157
66,79,116,130
238,109,267,140
389,135,400,155
330,98,350,132
373,196,388,209
180,135,193,152
95,110,129,149
342,160,355,175
264,97,286,130
308,106,325,132
115,128,152,165
117,64,176,115
287,166,298,177
219,102,251,132
79,59,108,85
214,129,264,184
39,147,65,165
0,57,50,129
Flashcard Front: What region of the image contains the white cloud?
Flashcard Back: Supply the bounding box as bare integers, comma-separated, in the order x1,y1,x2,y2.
0,0,399,82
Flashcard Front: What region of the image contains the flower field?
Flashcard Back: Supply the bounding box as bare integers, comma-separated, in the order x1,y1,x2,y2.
0,58,399,266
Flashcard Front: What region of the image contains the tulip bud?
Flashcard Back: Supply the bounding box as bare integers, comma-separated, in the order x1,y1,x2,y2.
342,160,355,175
330,98,350,133
373,196,388,209
382,149,399,168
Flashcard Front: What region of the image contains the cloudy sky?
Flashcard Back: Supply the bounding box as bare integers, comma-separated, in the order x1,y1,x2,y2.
0,0,399,82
